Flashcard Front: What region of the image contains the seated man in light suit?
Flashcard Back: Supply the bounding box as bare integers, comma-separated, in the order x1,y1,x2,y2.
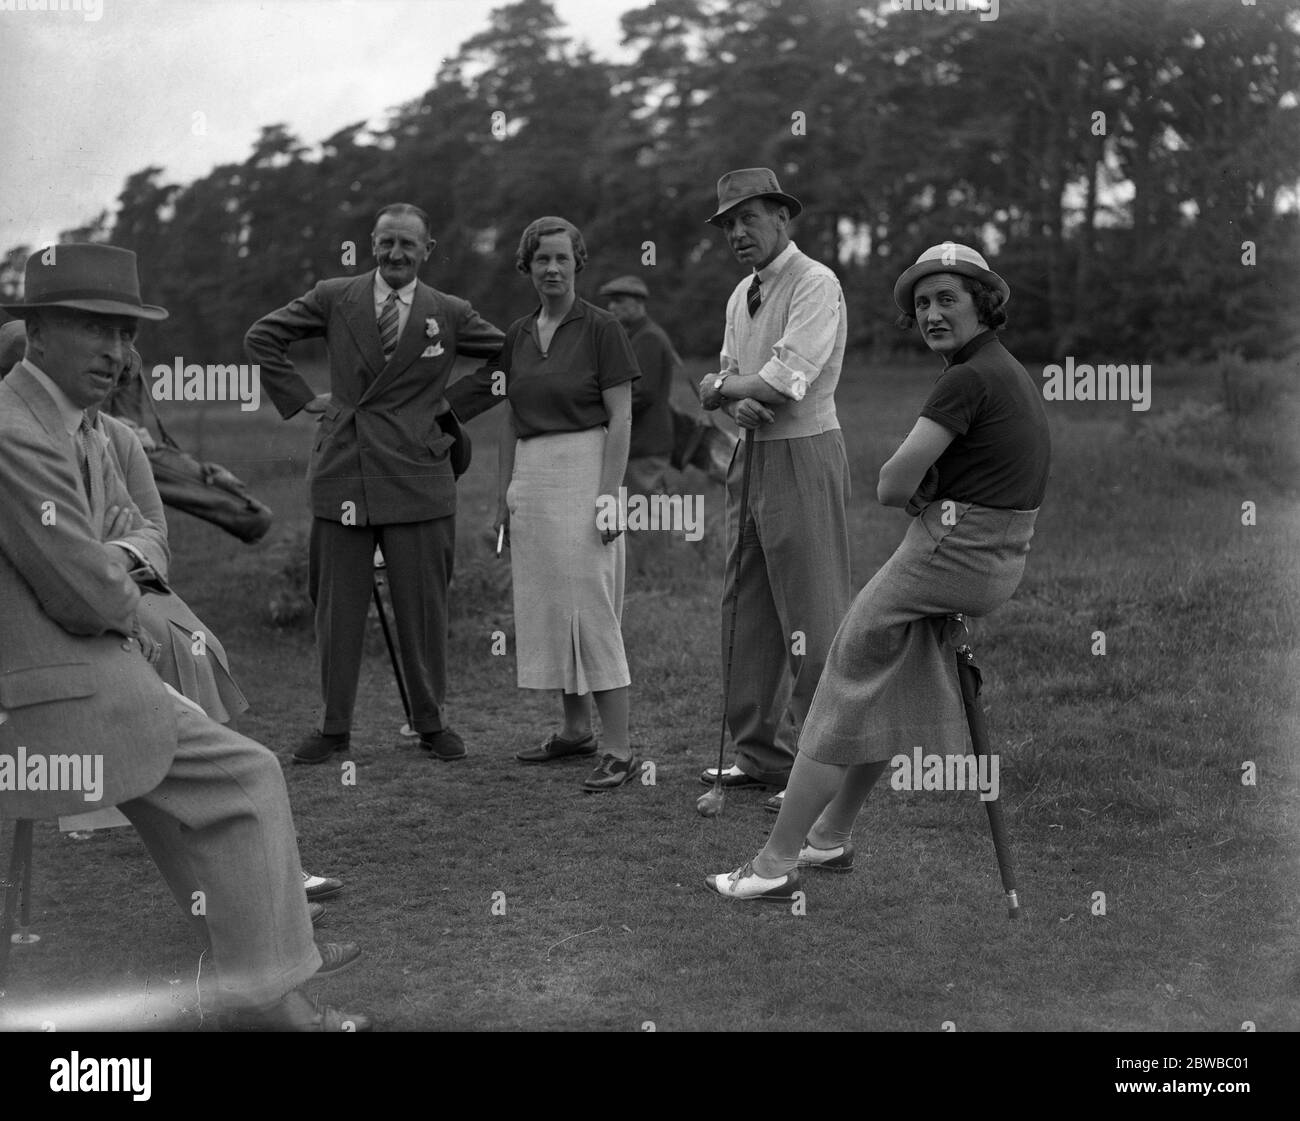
0,244,368,1030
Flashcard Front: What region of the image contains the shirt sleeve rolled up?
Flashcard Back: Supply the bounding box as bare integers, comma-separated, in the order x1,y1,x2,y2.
756,272,842,402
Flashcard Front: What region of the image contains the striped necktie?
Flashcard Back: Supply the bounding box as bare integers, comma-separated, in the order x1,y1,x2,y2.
76,416,104,519
746,274,762,318
378,291,400,360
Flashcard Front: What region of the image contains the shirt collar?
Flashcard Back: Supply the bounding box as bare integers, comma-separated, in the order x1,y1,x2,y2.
945,329,998,369
22,358,84,438
531,296,588,328
374,272,417,304
756,241,799,283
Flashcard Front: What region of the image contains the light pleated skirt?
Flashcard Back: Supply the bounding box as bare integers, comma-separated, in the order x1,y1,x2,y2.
507,427,630,694
799,499,1039,765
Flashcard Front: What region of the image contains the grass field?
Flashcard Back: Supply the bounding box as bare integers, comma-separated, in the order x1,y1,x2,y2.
2,347,1298,1032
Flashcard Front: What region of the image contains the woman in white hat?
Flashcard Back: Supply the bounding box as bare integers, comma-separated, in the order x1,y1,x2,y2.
707,242,1051,899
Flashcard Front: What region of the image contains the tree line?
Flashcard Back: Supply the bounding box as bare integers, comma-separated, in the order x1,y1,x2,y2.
3,0,1297,364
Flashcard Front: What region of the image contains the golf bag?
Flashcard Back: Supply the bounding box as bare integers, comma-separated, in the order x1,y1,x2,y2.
108,352,274,543
0,320,274,543
670,405,736,485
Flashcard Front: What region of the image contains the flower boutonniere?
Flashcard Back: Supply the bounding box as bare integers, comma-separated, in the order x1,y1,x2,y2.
425,317,440,339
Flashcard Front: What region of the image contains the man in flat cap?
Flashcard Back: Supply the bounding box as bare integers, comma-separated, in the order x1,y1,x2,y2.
0,244,368,1029
697,168,853,807
598,275,681,502
599,275,683,572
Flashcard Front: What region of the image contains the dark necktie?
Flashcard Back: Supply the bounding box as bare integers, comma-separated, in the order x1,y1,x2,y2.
378,291,400,360
747,274,762,318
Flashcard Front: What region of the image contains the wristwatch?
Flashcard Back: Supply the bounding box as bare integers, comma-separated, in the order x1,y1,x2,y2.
713,373,733,395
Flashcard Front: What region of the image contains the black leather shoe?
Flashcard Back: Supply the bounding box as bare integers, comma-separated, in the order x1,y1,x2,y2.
220,989,374,1032
315,941,362,978
303,871,343,901
293,731,350,765
419,729,466,761
516,731,597,763
581,753,639,792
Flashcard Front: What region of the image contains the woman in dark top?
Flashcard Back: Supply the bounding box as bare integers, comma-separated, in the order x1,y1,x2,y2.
494,216,642,791
707,242,1050,899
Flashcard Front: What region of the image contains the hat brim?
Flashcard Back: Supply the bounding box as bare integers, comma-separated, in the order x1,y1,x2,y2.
707,191,803,226
893,261,1009,316
599,287,647,300
0,298,168,321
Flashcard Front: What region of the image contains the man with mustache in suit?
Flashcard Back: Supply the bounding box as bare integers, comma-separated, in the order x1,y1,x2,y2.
246,203,505,765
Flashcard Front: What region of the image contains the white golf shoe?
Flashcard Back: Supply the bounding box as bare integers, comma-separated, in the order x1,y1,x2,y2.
705,860,801,901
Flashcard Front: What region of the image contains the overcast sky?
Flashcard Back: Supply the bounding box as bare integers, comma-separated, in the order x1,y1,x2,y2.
0,0,633,254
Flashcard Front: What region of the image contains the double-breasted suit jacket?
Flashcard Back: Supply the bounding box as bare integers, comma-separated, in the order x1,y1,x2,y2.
0,364,176,818
245,270,505,525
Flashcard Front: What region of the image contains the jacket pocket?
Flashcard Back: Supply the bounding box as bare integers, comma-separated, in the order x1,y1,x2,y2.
313,402,348,452
0,663,95,709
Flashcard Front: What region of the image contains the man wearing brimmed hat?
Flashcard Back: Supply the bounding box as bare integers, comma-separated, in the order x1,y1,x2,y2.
598,275,681,497
696,168,853,798
703,241,1049,902
0,244,370,1029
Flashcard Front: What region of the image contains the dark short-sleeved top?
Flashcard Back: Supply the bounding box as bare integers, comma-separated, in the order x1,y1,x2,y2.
919,330,1051,509
624,315,681,459
503,299,640,439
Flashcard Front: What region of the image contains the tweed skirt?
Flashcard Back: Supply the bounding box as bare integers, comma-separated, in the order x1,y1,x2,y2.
799,500,1039,765
507,427,630,694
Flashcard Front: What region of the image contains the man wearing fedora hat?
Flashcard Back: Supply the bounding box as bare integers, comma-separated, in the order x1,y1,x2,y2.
0,244,370,1029
598,274,681,501
705,242,1048,901
696,168,853,799
245,203,505,766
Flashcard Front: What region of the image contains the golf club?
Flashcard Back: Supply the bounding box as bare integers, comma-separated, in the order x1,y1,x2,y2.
697,426,754,818
372,547,418,737
951,628,1021,920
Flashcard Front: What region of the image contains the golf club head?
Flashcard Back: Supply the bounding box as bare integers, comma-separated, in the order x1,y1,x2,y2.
696,784,725,818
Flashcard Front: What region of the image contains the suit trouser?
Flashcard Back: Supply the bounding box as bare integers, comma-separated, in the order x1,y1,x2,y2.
723,431,852,786
309,516,454,736
118,694,320,1009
